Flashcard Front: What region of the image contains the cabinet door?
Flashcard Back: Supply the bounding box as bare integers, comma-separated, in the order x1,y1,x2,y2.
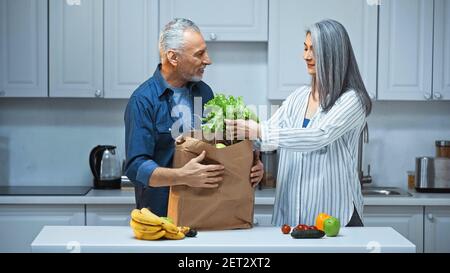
86,205,135,226
433,0,450,100
254,205,274,227
268,0,378,100
424,206,450,253
49,0,103,98
378,0,433,100
363,206,423,253
104,0,159,99
0,0,47,97
0,205,85,253
159,0,268,42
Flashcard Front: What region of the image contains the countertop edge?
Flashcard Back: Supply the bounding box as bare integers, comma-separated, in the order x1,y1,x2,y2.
1,189,449,206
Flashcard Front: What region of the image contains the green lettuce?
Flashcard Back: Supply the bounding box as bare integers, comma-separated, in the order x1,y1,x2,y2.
202,94,258,138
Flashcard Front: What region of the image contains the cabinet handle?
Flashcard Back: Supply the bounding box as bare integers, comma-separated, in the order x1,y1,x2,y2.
209,33,217,41
424,93,432,100
427,213,434,221
94,90,102,98
0,90,5,96
434,92,442,100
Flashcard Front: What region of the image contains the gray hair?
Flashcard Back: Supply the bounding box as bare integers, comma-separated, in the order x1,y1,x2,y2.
159,18,201,53
307,19,372,116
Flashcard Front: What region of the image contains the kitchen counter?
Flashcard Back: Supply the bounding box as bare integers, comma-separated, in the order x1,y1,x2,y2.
31,226,415,253
1,188,449,206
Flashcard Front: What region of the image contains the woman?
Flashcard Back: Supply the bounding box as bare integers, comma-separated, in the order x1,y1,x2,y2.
226,19,372,227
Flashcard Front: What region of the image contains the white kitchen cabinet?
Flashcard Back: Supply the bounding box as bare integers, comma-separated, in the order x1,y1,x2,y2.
104,0,159,99
424,206,450,253
363,206,424,253
49,0,103,98
86,204,135,226
0,0,47,97
378,0,433,100
433,0,450,100
0,205,85,253
253,205,274,227
159,0,268,42
268,0,378,100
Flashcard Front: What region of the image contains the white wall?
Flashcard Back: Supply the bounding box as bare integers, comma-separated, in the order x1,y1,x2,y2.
0,43,449,188
366,101,450,189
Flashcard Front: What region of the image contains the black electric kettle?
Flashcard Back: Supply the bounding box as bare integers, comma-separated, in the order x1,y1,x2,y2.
89,145,122,189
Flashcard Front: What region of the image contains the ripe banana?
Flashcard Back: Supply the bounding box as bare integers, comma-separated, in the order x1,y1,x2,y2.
140,208,179,234
131,209,163,226
164,231,185,240
129,219,162,233
178,226,191,234
133,229,166,240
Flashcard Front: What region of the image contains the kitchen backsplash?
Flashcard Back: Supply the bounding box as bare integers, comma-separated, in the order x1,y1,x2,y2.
0,43,449,189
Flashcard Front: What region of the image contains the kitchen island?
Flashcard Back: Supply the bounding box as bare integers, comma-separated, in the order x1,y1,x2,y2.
31,226,415,253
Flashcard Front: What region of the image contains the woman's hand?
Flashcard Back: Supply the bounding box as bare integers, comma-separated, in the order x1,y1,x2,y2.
225,119,261,141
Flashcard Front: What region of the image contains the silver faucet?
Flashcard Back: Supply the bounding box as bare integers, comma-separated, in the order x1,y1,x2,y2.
357,122,372,185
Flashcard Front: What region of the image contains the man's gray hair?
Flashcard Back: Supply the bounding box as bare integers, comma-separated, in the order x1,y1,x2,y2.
159,18,201,53
307,19,372,116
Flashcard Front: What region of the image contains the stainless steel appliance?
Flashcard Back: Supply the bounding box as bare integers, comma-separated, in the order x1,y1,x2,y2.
415,157,450,193
89,145,122,189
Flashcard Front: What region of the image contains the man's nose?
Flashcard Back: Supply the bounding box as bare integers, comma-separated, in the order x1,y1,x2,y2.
203,52,212,65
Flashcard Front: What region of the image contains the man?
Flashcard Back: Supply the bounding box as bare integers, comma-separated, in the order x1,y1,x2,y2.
124,18,264,217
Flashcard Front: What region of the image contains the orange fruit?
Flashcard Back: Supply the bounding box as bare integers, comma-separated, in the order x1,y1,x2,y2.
315,213,332,231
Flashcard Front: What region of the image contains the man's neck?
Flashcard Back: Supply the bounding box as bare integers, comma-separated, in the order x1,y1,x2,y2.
160,64,187,88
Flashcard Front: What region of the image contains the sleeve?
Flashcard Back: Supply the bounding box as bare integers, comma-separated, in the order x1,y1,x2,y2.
260,90,366,152
124,96,159,188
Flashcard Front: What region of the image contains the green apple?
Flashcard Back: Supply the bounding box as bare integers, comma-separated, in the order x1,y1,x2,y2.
323,217,340,237
215,143,226,149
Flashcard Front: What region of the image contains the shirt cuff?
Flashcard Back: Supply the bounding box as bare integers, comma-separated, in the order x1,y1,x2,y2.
136,160,159,187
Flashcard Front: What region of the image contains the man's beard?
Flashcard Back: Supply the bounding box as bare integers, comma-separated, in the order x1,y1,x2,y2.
190,75,202,82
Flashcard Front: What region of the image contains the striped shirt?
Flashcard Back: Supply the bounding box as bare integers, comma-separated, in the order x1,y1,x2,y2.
260,86,366,227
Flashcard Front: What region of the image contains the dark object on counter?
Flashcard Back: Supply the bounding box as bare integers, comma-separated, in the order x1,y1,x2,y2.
436,140,450,158
185,229,198,238
89,145,122,189
259,149,278,189
415,156,450,193
291,229,325,239
0,186,91,196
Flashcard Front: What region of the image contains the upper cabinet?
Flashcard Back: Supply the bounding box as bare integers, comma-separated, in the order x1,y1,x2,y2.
433,0,450,100
378,0,449,101
378,0,433,100
268,0,378,100
50,0,158,98
104,0,159,99
49,0,103,98
0,0,48,98
159,0,268,42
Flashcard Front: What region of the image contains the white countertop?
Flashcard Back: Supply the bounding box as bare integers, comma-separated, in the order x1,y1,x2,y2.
1,187,449,206
31,226,415,253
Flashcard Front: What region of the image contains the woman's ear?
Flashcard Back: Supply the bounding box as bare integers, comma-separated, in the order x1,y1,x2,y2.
166,50,178,66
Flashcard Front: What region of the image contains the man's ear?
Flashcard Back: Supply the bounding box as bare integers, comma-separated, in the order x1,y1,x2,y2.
166,50,178,66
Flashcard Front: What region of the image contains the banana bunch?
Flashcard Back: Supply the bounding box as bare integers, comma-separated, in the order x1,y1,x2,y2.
130,208,193,240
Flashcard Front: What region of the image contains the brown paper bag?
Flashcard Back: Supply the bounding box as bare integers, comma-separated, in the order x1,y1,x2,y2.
168,136,255,230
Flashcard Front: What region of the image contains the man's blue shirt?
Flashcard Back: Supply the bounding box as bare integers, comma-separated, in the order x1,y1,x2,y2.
124,64,213,216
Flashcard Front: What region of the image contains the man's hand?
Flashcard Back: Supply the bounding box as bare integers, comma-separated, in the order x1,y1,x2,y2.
225,119,260,141
177,151,224,188
250,150,264,188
